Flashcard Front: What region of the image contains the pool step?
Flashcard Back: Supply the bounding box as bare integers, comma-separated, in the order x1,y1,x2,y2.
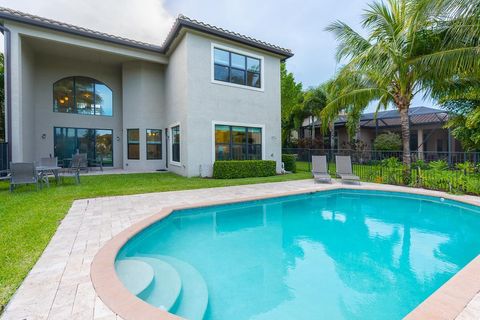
115,259,154,297
153,255,209,320
134,257,182,311
139,255,209,320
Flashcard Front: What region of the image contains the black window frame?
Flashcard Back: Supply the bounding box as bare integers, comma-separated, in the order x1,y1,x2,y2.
127,129,140,160
53,76,113,116
171,125,181,164
53,126,114,167
214,124,262,161
146,129,162,160
213,48,262,89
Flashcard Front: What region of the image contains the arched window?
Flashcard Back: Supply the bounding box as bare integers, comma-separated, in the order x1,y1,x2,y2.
53,76,113,116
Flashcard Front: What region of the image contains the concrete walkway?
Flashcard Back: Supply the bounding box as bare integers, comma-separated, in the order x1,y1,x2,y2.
2,179,479,320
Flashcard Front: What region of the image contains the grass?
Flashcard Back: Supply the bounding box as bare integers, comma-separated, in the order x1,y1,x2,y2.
0,170,311,311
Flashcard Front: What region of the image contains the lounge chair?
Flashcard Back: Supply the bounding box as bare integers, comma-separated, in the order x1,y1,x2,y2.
312,155,331,183
335,155,360,184
9,162,40,192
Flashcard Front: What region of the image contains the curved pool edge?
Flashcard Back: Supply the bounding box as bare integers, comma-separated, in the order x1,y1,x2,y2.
90,184,480,320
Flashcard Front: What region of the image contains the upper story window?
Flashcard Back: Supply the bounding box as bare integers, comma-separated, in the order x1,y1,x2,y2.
213,47,262,89
53,76,113,116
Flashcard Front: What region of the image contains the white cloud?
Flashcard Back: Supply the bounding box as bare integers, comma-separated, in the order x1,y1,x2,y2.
0,0,175,45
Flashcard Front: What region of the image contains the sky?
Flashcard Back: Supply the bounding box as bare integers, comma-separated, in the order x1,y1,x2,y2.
0,0,430,109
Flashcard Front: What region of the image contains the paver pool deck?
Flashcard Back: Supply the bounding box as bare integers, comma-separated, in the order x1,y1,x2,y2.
1,179,480,320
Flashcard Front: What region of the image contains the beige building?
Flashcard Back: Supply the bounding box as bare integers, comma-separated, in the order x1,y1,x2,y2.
0,7,293,176
300,107,464,161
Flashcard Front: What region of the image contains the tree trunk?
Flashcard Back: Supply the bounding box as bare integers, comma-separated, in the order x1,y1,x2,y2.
329,122,335,150
311,115,315,145
399,107,411,167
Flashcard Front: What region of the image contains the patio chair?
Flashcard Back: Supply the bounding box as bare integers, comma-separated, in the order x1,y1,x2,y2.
9,162,40,192
312,156,331,183
59,155,82,184
38,157,58,187
335,155,360,184
73,153,89,172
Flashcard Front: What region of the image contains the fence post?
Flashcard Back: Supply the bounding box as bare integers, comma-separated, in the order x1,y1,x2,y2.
308,149,311,172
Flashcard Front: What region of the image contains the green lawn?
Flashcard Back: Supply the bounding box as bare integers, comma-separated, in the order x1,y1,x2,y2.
0,170,311,311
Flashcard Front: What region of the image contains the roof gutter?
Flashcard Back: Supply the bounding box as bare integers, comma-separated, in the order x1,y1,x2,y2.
0,24,11,163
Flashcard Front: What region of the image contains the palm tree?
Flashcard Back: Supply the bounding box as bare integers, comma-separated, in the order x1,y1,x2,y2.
302,87,327,144
321,0,480,172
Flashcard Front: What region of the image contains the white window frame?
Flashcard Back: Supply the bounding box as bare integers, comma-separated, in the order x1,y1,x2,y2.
211,43,265,92
211,121,266,162
169,122,181,166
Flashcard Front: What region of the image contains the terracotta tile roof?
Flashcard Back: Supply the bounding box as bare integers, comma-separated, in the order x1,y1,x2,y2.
162,15,293,58
0,7,293,58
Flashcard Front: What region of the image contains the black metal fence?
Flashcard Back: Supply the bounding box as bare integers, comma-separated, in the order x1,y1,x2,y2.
283,148,480,166
0,142,7,171
283,148,480,195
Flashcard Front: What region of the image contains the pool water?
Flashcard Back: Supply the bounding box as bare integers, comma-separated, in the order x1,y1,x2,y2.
116,190,480,320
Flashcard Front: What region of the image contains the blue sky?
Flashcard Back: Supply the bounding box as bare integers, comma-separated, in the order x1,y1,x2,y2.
0,0,431,110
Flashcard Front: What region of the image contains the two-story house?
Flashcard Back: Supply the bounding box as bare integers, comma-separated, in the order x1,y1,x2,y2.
0,7,293,176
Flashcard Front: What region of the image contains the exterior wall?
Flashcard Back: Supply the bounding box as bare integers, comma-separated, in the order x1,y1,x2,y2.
182,32,282,176
122,61,165,171
164,35,189,176
33,53,123,167
21,37,35,161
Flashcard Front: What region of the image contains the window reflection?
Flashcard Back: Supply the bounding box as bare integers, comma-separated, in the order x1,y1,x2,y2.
53,76,113,116
214,125,262,160
213,48,261,88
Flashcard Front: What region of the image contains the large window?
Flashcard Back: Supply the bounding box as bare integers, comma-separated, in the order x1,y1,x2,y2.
127,129,140,160
171,125,180,164
53,76,113,116
213,47,261,88
54,127,113,166
146,129,162,160
215,125,262,160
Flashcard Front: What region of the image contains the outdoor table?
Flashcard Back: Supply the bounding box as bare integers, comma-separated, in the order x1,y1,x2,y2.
36,166,61,187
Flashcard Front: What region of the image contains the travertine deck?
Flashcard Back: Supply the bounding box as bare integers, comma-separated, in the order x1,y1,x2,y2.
2,179,480,320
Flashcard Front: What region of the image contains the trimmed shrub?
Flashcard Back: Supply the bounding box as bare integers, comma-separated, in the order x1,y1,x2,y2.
213,160,277,179
374,132,402,151
282,154,297,173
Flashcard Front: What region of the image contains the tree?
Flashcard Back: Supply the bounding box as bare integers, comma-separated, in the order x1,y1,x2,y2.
374,132,402,151
321,0,480,174
280,62,303,146
439,87,480,151
302,86,327,143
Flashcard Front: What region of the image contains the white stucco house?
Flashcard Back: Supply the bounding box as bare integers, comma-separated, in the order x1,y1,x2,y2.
0,7,293,177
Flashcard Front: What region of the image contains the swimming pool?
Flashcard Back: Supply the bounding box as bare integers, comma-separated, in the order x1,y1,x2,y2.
114,189,480,320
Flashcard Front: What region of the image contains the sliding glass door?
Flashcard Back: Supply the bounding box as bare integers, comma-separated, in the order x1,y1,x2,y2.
54,127,113,166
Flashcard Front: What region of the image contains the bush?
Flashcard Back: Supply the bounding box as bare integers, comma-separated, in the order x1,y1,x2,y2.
282,154,297,173
374,132,402,151
213,160,277,179
429,160,449,171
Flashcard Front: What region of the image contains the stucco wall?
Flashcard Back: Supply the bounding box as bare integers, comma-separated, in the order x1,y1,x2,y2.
21,37,36,162
122,61,166,171
33,53,123,167
183,32,282,176
164,35,189,176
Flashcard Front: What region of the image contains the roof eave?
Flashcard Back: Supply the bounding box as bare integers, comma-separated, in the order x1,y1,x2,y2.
0,12,163,53
163,19,294,59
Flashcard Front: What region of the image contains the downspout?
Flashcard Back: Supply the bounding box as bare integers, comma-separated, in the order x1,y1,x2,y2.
0,24,11,163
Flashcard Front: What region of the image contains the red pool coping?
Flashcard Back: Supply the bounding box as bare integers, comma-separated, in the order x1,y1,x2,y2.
90,186,480,320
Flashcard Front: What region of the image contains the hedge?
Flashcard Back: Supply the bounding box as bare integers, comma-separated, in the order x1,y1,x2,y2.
213,160,277,179
282,154,297,173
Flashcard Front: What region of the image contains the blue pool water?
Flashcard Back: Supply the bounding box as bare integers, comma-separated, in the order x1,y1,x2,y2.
116,190,480,320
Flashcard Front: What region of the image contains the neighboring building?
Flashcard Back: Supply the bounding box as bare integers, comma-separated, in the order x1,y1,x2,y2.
300,107,464,158
0,7,293,176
